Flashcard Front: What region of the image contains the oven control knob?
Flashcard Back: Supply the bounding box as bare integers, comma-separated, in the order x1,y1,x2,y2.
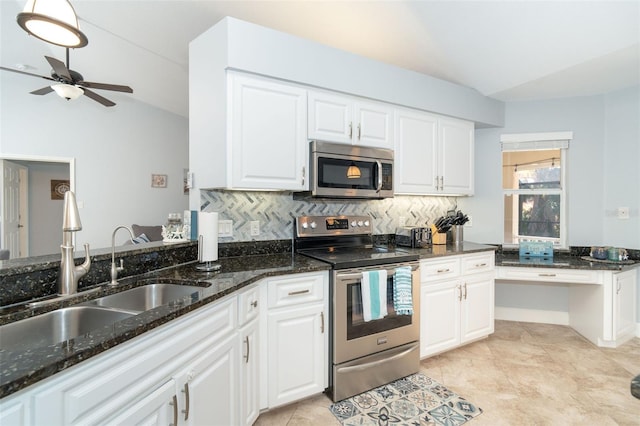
351,221,357,227
310,221,317,229
301,222,308,229
364,220,370,227
357,221,364,227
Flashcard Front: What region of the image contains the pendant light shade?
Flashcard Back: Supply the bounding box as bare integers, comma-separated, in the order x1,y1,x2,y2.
17,0,88,48
52,83,84,100
346,163,361,179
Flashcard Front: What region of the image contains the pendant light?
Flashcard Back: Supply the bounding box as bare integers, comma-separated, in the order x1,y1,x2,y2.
17,0,88,48
346,162,361,179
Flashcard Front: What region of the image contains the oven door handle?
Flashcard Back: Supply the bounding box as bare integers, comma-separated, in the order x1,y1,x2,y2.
337,264,419,281
335,343,419,373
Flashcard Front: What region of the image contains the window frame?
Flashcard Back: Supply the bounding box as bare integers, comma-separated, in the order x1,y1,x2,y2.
500,132,572,249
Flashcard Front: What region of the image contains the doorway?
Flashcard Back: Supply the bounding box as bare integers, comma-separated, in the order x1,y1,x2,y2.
0,155,74,259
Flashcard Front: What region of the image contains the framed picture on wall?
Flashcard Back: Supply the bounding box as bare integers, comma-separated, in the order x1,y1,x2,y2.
151,174,167,188
51,180,70,200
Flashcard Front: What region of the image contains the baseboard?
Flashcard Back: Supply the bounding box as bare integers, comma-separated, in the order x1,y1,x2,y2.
495,306,570,325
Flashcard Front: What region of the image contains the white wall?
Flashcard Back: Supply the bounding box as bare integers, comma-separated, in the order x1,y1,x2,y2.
460,86,640,322
0,72,189,251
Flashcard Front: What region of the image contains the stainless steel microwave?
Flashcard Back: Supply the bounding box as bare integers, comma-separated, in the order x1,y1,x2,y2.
306,140,394,199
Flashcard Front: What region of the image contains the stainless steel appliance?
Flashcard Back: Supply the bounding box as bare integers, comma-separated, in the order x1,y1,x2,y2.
305,141,394,199
395,226,431,248
295,215,420,402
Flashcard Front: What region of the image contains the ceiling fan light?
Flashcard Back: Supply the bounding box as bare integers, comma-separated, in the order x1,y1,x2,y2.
52,83,84,100
17,0,88,48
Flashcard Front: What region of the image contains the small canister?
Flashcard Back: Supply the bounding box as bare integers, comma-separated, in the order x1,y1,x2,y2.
608,247,620,261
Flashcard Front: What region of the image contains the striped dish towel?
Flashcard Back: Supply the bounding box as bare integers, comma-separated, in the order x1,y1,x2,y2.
361,270,388,322
393,266,413,315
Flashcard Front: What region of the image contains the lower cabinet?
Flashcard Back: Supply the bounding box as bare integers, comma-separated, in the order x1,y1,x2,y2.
613,269,637,341
262,272,328,408
420,253,495,358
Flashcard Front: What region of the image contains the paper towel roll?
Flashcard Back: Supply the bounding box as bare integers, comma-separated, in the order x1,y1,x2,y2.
198,211,218,262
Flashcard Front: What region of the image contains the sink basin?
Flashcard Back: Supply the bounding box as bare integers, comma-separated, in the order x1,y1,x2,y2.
82,283,207,313
0,306,134,352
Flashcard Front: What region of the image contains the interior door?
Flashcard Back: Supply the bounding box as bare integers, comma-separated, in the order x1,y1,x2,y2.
1,160,28,258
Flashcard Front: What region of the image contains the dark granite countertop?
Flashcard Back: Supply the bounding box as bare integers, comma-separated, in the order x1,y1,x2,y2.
496,252,638,271
399,241,498,259
0,252,329,399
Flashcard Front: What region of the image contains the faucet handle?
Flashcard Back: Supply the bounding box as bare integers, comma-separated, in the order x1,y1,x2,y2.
117,258,124,272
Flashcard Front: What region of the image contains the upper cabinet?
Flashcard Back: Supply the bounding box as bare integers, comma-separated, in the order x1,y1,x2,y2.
395,108,474,196
190,71,308,192
308,91,394,149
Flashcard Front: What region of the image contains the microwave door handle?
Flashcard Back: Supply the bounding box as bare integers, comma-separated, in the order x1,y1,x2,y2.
376,160,382,193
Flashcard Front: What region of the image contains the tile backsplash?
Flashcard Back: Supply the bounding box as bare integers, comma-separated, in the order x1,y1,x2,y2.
201,190,457,242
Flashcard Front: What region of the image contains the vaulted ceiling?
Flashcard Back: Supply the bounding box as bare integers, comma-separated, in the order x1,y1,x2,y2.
1,0,638,118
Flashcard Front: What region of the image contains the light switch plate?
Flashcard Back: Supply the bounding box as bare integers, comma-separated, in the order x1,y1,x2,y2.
250,220,260,236
218,220,233,237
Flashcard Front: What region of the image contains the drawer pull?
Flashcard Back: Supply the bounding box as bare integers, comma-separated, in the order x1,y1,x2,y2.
288,289,310,296
475,263,487,267
538,273,556,277
436,268,451,273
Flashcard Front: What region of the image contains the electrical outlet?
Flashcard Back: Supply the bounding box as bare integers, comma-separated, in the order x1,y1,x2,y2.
218,220,233,237
399,216,407,227
617,207,630,219
250,220,260,236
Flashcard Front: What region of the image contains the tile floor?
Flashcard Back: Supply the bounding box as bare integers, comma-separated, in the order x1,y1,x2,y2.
254,320,640,425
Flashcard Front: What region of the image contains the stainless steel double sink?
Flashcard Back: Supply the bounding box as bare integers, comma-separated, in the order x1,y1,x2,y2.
0,283,209,352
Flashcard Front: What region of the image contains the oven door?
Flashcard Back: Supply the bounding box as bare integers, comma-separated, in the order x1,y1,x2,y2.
333,262,420,364
311,152,393,198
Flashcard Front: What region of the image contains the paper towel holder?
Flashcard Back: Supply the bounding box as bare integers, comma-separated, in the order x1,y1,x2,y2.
196,235,221,272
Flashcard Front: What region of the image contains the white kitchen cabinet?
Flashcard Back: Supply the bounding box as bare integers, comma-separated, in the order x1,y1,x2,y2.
0,397,28,426
229,73,308,190
174,333,239,426
308,91,394,149
238,284,260,426
103,379,176,426
394,109,474,196
420,252,495,358
613,269,636,341
190,71,307,192
263,272,328,408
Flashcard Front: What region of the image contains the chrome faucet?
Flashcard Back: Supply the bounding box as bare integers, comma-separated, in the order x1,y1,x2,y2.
58,191,91,295
110,225,136,285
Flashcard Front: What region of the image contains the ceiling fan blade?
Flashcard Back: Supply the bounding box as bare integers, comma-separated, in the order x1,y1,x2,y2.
45,56,72,81
83,88,115,107
0,66,54,81
30,86,54,95
79,81,133,93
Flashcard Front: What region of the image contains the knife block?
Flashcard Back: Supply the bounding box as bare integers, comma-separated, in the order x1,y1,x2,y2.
432,232,447,245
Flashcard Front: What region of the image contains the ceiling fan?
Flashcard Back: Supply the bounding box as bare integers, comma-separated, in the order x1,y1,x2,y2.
0,48,133,107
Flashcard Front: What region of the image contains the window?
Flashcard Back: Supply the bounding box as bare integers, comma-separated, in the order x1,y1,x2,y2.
501,132,571,248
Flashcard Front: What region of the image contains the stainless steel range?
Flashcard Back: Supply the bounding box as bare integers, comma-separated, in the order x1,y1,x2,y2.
295,215,421,402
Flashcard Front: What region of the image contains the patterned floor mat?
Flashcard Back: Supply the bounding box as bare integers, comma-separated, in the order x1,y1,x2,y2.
329,373,482,425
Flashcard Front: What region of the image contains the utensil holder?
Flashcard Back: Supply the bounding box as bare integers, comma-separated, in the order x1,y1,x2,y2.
451,225,463,245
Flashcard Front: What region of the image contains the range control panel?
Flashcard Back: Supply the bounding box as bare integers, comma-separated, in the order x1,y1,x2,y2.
296,215,373,237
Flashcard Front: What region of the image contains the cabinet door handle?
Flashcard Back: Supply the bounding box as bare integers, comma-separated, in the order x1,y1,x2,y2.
436,268,450,273
301,166,306,186
244,335,250,363
457,285,462,301
169,394,178,426
440,176,444,190
348,122,353,138
321,311,325,334
357,123,361,140
538,273,556,277
181,383,190,421
463,283,468,300
251,300,258,308
288,289,310,296
616,282,621,294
